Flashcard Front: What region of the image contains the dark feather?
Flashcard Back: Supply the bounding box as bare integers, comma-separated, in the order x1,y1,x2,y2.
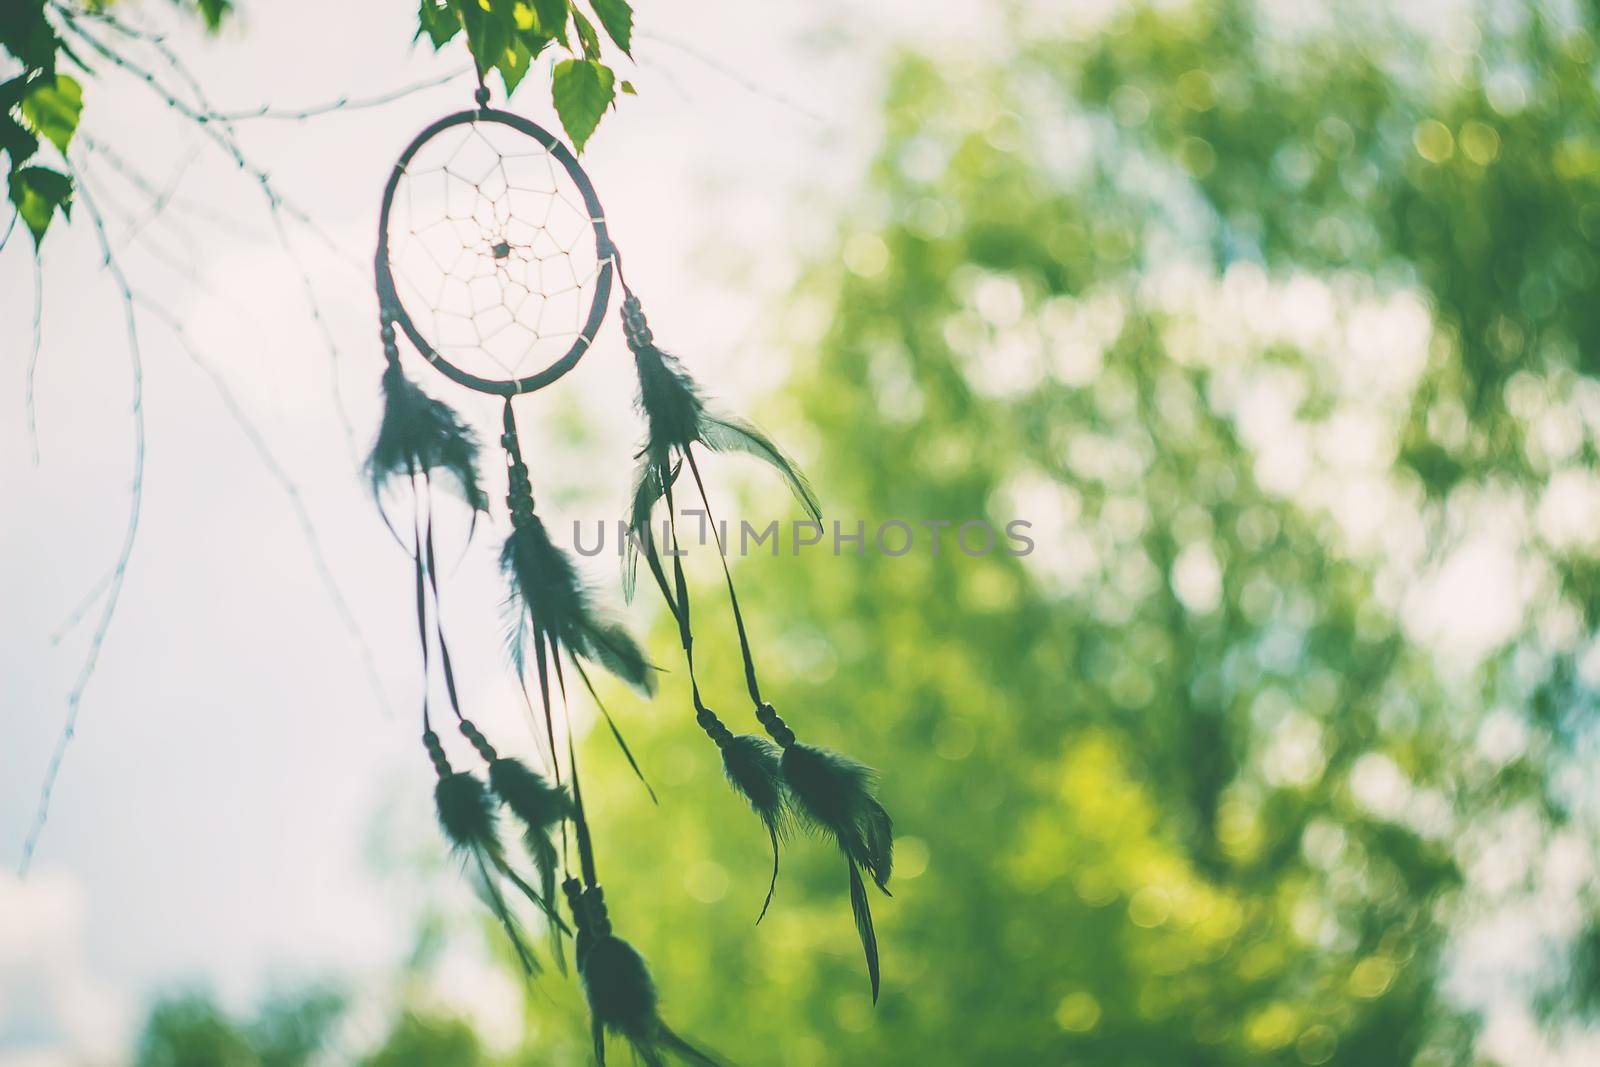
435,771,507,865
574,662,659,804
782,741,894,993
848,858,881,1003
502,514,656,695
698,413,820,522
437,771,568,933
628,334,819,523
780,742,894,890
487,757,570,938
584,621,658,698
631,341,705,465
582,934,726,1067
487,758,570,834
367,361,487,511
656,1025,726,1067
719,734,787,922
434,772,539,976
623,459,670,602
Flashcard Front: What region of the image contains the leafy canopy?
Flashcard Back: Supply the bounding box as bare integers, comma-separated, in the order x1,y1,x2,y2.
414,0,636,151
0,0,230,248
0,0,632,252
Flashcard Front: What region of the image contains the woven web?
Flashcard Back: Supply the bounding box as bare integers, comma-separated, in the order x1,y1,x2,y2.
385,120,602,382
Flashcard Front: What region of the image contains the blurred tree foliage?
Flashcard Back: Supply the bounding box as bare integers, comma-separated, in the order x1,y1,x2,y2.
125,0,1600,1064
561,2,1597,1064
133,989,343,1067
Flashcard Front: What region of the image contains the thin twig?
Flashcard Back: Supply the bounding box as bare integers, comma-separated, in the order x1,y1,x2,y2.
123,24,368,465
20,161,146,877
78,132,261,242
58,18,363,272
59,16,366,463
26,256,44,464
132,292,392,719
49,566,116,646
74,148,216,293
639,30,826,124
0,208,18,255
201,66,472,122
117,141,204,250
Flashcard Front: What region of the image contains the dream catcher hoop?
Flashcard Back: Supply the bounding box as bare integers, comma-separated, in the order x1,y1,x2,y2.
374,105,614,396
368,85,893,1064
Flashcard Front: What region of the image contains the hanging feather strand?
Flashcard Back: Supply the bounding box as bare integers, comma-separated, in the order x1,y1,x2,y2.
718,732,787,920
487,753,572,969
621,290,818,597
503,511,655,697
633,464,790,919
566,881,726,1067
427,737,541,977
499,400,657,811
762,708,894,1001
452,716,574,968
366,342,488,514
619,282,894,987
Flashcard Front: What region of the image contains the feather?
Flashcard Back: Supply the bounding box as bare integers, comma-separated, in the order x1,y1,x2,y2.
582,932,726,1067
584,621,658,699
434,771,539,976
781,741,894,1000
502,514,656,696
848,858,881,1003
780,742,894,889
624,309,820,524
366,361,487,512
623,459,671,602
697,413,821,523
574,662,659,804
657,1025,727,1067
630,341,705,464
719,734,787,922
487,757,569,921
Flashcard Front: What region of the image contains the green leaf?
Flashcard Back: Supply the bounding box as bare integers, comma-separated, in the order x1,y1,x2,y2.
9,164,72,247
21,75,82,155
1,115,39,171
570,8,600,60
588,0,632,57
551,59,614,152
415,0,462,48
498,38,532,96
619,79,636,95
0,75,30,110
194,0,232,32
517,27,553,61
460,2,511,79
530,0,569,47
0,1,59,76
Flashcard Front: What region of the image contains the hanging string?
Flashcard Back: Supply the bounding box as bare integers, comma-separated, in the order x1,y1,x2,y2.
683,449,765,709
410,474,434,736
422,474,469,725
660,476,721,726
572,658,658,804
505,398,567,788
662,460,784,923
555,654,600,890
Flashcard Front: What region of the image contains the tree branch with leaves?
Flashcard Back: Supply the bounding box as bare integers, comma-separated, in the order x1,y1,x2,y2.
416,0,635,150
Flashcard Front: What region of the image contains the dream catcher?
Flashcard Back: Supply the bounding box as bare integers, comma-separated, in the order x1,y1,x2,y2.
367,84,894,1060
